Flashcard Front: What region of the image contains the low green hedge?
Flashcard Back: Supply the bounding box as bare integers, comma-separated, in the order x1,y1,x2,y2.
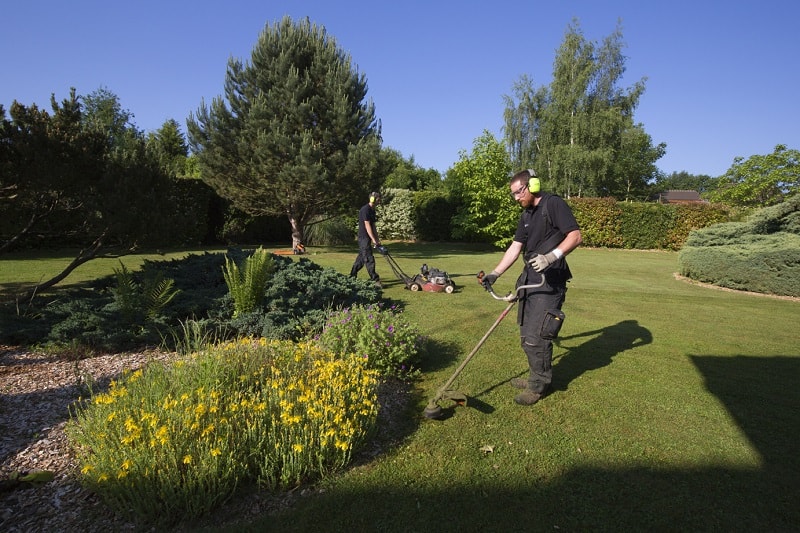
678,196,800,297
678,234,800,296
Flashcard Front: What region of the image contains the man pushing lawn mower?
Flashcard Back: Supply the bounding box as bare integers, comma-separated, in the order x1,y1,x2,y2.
349,191,383,288
481,169,582,406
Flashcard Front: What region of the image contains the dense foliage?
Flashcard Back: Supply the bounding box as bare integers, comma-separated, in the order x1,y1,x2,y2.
0,88,209,299
437,164,732,250
502,21,665,200
447,131,515,246
376,188,417,241
413,189,459,242
615,201,732,250
570,199,731,250
302,214,357,246
381,147,443,191
651,171,716,195
707,144,799,208
0,90,105,254
678,196,800,296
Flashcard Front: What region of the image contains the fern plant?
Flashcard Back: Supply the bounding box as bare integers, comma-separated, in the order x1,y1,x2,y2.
141,273,179,319
222,248,275,317
112,261,180,322
112,262,141,322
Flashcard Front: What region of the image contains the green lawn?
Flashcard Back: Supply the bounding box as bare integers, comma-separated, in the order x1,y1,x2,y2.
264,244,800,532
2,244,798,531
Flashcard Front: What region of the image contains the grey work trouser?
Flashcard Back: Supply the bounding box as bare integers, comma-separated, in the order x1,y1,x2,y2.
518,281,567,394
349,238,380,281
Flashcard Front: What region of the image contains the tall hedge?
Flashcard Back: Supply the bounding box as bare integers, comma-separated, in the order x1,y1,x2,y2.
567,198,730,250
369,190,731,250
568,198,625,248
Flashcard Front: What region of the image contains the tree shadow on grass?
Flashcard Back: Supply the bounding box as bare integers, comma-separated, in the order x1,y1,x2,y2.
263,463,798,532
690,354,800,479
417,336,463,374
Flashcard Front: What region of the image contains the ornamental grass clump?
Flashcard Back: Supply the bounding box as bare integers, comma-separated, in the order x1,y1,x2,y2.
315,303,424,377
66,338,379,527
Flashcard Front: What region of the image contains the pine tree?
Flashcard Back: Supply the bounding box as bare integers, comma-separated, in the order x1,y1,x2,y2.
146,119,188,178
187,16,383,247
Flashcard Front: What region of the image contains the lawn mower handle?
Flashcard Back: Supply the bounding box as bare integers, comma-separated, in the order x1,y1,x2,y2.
476,270,546,301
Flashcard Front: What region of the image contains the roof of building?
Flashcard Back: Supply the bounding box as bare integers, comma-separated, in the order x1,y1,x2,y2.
654,190,705,203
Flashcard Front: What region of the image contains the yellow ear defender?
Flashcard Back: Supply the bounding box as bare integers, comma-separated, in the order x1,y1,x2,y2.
527,169,541,193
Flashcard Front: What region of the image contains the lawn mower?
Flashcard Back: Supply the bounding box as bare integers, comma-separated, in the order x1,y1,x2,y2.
375,245,456,293
423,269,546,420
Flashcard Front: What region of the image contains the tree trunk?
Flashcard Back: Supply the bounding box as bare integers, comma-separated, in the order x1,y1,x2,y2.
0,196,59,254
14,229,110,301
288,216,305,249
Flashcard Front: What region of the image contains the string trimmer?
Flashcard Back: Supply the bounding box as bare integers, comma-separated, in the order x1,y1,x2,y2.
423,269,545,420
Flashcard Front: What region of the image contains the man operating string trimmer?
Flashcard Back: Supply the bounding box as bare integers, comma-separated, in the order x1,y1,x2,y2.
481,169,582,406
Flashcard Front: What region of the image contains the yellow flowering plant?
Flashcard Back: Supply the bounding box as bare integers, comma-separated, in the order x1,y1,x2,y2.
66,337,378,527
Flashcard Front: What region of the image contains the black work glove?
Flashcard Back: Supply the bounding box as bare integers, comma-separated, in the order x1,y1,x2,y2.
481,271,499,290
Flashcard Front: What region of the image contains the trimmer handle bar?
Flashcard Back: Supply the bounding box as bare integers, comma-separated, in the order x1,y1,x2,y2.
477,270,546,301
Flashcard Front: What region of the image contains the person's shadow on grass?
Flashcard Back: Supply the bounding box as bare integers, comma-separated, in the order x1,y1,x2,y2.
551,319,653,391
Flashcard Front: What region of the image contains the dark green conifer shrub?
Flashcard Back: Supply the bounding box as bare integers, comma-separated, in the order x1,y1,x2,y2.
679,196,800,296
1,250,380,351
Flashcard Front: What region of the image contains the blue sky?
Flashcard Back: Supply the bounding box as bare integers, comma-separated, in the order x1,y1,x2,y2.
3,0,797,178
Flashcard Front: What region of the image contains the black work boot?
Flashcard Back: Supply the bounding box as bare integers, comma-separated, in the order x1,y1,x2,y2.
514,389,544,405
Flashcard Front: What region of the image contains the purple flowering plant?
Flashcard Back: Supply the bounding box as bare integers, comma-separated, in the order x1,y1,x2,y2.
316,303,423,377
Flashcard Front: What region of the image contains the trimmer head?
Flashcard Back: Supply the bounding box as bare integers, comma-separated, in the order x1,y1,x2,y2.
423,402,444,419
422,275,537,423
422,390,467,420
